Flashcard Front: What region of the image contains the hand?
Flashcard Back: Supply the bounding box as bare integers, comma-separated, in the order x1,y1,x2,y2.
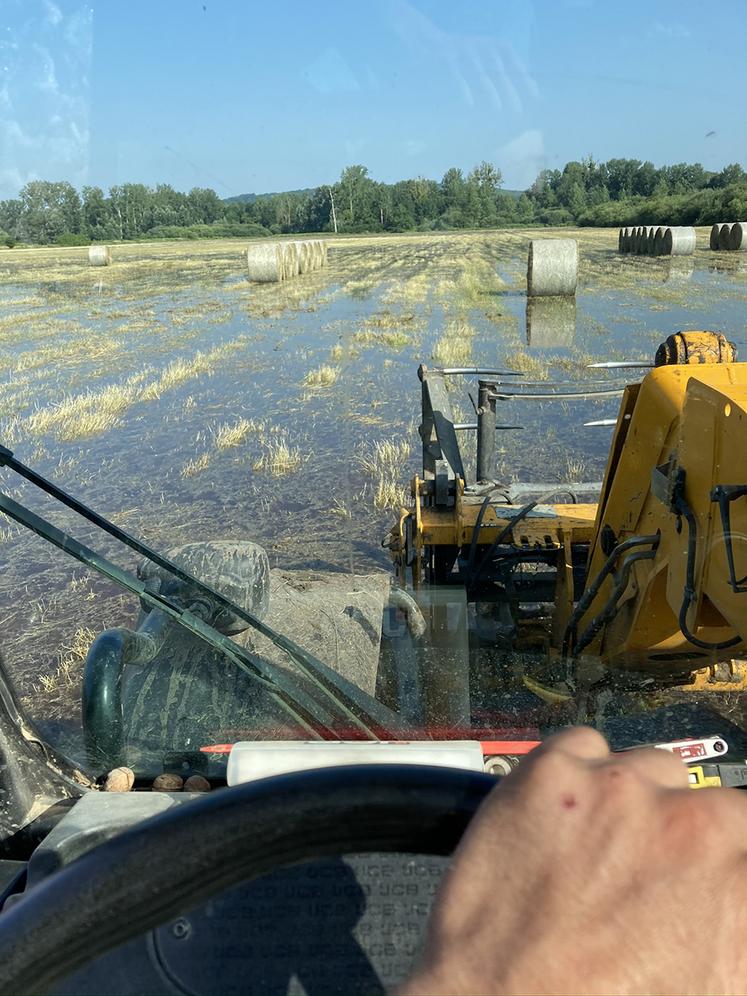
401,727,747,995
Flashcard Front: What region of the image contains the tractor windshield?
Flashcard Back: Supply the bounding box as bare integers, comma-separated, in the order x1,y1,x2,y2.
0,3,746,780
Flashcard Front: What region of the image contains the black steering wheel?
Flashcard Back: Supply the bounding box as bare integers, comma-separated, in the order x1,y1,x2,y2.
0,764,496,995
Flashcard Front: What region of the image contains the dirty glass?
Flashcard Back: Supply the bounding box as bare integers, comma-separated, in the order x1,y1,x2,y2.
0,1,746,778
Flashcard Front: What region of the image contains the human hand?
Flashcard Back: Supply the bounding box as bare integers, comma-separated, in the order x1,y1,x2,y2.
401,727,747,995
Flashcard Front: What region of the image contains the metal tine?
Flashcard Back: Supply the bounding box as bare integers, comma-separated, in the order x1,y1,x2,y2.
441,369,627,389
587,361,655,369
435,367,523,376
490,388,624,401
488,379,622,389
584,413,630,427
454,423,523,431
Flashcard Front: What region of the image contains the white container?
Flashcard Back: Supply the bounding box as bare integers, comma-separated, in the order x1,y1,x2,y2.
226,740,485,786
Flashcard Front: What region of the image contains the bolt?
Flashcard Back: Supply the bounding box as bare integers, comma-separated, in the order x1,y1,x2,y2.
171,918,191,940
714,740,726,753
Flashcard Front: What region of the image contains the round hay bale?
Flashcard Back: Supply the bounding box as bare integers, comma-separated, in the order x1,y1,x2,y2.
527,239,578,297
295,240,312,274
652,226,667,256
88,245,111,267
282,242,299,279
311,240,324,270
246,243,284,282
727,222,747,251
633,226,643,254
710,223,726,250
526,296,576,347
618,228,624,253
718,223,732,250
662,226,696,256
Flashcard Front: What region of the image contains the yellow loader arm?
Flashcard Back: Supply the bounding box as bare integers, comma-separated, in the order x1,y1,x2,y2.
577,332,747,676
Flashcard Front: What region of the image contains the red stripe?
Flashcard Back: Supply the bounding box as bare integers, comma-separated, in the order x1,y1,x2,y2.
480,740,541,755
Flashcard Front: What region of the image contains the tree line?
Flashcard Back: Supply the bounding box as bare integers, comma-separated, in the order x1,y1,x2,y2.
1,158,745,246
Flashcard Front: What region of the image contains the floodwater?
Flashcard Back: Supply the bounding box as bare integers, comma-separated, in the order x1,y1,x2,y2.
1,228,746,741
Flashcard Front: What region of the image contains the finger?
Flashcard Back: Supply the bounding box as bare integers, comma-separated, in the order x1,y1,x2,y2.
601,746,690,789
532,726,610,762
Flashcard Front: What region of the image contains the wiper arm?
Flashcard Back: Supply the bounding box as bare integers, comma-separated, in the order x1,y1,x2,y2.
0,447,407,739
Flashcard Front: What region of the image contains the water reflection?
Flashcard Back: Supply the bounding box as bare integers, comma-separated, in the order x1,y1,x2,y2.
662,258,694,284
525,296,576,348
709,257,747,277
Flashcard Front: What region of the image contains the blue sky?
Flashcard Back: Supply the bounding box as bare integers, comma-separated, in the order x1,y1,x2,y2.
1,0,745,199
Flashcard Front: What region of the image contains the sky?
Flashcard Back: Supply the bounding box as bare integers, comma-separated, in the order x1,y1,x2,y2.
0,0,745,200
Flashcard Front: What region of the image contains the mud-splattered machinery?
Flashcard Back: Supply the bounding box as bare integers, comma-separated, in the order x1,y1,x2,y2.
390,331,747,693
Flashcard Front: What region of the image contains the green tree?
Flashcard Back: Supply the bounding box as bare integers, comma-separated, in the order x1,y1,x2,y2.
338,165,372,229
466,161,503,226
187,187,223,224
17,181,81,243
81,186,113,240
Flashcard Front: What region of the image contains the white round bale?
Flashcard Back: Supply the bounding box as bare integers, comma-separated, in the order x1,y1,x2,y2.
246,243,284,282
727,222,747,251
88,245,111,267
652,226,667,256
710,223,726,250
662,227,696,256
527,239,578,297
719,224,732,250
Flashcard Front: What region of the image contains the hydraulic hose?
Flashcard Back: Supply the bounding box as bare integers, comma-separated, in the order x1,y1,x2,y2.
572,548,656,657
675,496,741,651
562,533,660,656
467,489,580,592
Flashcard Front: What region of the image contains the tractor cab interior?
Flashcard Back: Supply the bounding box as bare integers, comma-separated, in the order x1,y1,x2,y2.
1,4,746,994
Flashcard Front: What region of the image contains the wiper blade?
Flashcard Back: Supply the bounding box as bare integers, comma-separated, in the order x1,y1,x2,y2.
0,447,406,740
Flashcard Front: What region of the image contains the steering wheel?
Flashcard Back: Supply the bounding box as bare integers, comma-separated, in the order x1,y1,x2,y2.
0,764,496,995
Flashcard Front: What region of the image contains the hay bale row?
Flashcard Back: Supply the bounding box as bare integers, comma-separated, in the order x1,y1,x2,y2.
618,226,695,256
246,239,328,282
710,222,747,251
88,245,111,266
527,238,578,297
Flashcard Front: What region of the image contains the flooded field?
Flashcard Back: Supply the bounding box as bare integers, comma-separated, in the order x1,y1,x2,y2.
1,227,746,731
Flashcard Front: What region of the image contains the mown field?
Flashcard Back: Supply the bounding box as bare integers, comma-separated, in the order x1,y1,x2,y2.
1,226,746,728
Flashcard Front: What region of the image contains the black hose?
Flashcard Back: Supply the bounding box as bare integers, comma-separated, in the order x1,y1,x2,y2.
562,533,660,656
463,486,506,583
573,549,656,656
468,489,575,592
675,496,741,651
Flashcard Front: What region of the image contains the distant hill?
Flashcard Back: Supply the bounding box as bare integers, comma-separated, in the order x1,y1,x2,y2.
224,188,316,204
226,186,525,204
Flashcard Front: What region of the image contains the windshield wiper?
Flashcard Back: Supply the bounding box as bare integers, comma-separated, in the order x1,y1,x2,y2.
0,446,407,741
